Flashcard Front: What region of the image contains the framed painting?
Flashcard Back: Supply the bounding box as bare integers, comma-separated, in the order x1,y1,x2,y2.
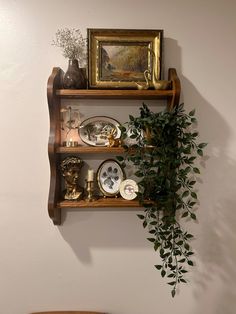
88,28,163,89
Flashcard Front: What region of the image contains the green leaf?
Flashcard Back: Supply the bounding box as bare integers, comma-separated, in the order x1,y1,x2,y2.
176,204,183,210
191,192,197,199
147,237,155,243
182,212,189,218
155,264,162,270
187,251,194,256
154,242,160,251
149,229,156,234
182,190,189,198
189,156,196,162
150,221,157,225
129,115,134,121
135,171,143,177
160,248,165,256
193,167,200,174
189,109,196,116
116,156,124,161
190,213,197,220
184,243,190,250
180,278,187,283
171,289,176,298
188,260,194,266
198,142,207,149
168,281,176,286
161,270,166,277
137,214,145,220
186,233,194,239
197,149,203,156
181,269,188,273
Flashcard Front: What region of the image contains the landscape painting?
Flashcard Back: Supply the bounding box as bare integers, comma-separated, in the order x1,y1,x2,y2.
88,28,163,88
100,43,149,81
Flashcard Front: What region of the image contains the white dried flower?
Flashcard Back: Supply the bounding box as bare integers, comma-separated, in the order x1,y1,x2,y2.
52,28,87,65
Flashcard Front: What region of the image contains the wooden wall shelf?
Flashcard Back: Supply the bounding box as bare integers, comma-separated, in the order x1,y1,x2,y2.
47,67,181,225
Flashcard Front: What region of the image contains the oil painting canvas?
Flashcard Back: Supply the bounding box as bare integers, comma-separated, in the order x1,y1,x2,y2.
100,44,149,81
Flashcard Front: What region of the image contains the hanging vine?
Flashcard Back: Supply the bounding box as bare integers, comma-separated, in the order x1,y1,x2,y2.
117,103,207,297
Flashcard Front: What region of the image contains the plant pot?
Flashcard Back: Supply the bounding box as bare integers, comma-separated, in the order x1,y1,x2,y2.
63,59,87,89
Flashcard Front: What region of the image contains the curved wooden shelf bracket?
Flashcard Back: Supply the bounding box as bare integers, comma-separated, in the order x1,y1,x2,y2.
167,68,181,111
47,67,63,225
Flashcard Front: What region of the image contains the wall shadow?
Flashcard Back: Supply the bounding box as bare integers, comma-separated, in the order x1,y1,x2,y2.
58,38,236,313
58,209,148,264
164,40,236,312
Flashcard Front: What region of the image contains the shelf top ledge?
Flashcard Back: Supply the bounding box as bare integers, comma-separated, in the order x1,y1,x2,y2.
56,88,174,99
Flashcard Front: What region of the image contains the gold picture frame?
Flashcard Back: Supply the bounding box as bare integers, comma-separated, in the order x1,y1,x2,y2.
88,28,163,89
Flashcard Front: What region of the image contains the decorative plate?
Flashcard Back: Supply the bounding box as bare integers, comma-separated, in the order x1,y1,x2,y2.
79,116,121,146
119,179,139,200
97,159,125,197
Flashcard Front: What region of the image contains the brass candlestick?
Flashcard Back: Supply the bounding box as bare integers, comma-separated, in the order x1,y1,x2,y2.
85,180,96,202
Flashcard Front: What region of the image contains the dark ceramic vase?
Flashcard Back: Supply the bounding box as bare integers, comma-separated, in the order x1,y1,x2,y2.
63,59,87,89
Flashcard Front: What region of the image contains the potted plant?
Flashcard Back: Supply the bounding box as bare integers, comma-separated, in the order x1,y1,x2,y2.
117,103,207,297
52,28,87,89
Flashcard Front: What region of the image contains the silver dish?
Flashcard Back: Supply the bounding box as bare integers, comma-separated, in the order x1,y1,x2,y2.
79,116,121,146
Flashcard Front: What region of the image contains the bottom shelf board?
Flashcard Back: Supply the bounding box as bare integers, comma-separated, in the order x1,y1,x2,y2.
58,197,141,208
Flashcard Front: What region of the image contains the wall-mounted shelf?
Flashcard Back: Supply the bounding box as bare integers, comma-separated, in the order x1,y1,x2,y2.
47,67,181,225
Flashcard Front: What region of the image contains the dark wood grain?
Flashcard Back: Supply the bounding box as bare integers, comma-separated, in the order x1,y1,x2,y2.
56,88,174,99
59,197,141,208
56,146,125,154
168,68,181,110
47,67,63,225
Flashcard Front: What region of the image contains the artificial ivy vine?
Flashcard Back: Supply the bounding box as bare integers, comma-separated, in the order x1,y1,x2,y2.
117,103,207,297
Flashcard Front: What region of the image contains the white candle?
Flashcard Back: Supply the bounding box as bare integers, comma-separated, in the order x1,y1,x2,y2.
87,169,94,182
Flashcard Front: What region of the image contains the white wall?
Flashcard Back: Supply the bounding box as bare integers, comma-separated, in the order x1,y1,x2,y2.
1,0,236,313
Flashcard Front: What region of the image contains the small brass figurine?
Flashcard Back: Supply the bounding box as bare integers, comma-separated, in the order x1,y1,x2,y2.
61,156,84,200
135,70,171,90
107,128,122,147
135,48,171,90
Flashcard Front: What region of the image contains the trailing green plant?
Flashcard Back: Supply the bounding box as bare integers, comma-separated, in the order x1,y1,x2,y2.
117,103,207,297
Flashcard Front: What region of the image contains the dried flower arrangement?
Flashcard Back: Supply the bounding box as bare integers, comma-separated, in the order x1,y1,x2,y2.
52,28,87,66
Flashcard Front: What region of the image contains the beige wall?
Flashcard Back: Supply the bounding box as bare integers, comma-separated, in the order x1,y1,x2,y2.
1,0,236,313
